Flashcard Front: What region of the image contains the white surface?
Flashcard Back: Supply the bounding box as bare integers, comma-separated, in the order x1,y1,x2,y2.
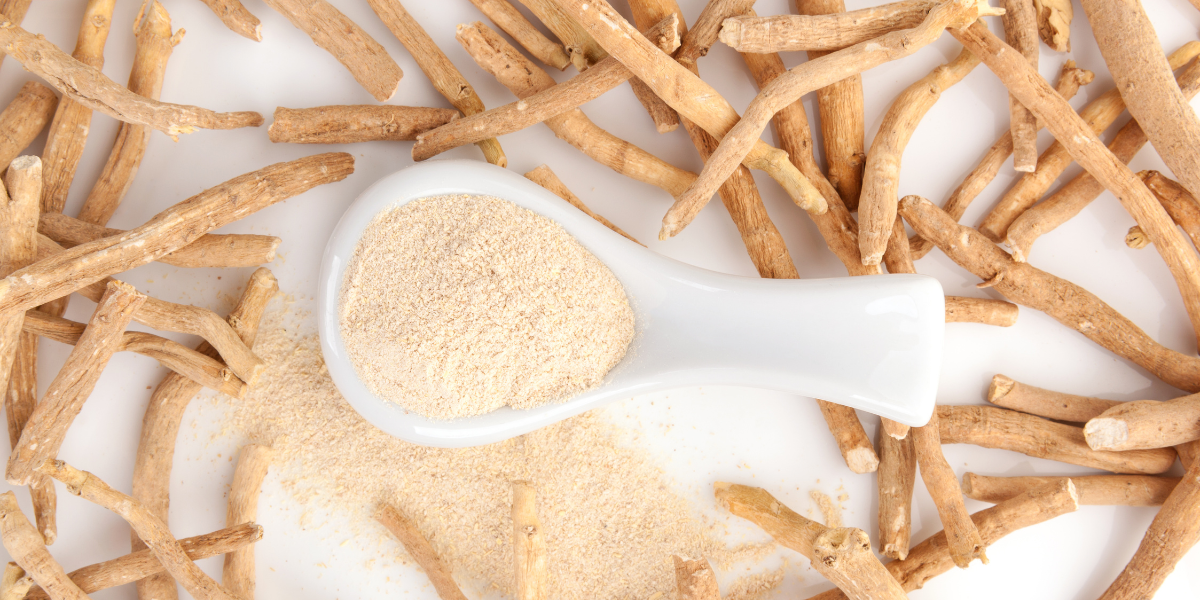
319,160,944,445
0,0,1198,598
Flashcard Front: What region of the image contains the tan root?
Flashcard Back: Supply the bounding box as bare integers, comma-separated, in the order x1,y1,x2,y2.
25,524,261,600
912,409,986,567
937,405,1176,474
859,48,980,265
0,153,351,317
715,483,907,600
1085,393,1200,451
223,445,273,600
77,2,182,225
1033,0,1071,51
466,0,571,69
6,281,145,485
1,563,32,600
20,310,245,398
40,461,241,600
878,431,916,560
270,106,460,144
367,0,505,166
375,503,469,600
0,493,87,600
0,21,261,135
412,15,681,161
512,481,548,600
0,156,40,405
130,268,276,600
963,473,1178,505
1096,456,1200,600
808,479,1078,599
909,60,1093,259
944,296,1018,326
899,194,1200,392
516,0,606,70
456,22,696,200
260,0,402,101
39,213,279,269
986,374,1117,422
817,402,879,474
719,0,937,52
524,165,640,245
1002,0,1039,172
0,83,57,171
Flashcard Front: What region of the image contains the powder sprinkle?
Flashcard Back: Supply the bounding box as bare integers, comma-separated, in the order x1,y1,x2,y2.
338,193,635,419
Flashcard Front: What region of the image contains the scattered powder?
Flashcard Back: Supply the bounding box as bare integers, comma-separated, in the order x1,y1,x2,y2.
724,562,788,600
338,194,635,420
808,490,842,529
225,313,772,600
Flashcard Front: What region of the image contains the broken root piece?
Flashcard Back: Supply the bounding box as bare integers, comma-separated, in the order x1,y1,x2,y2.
270,106,460,144
963,473,1178,505
375,504,469,600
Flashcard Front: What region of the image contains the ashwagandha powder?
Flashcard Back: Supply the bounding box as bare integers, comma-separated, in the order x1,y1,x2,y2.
225,312,777,600
338,194,635,420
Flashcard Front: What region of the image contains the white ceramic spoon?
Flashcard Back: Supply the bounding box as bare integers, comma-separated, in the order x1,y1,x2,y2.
319,160,944,448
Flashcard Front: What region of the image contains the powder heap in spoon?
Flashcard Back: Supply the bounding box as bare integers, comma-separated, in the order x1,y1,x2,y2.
339,194,635,420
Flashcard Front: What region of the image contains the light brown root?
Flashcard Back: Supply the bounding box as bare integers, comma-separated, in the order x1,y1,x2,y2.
223,445,272,600
912,409,986,568
817,401,879,474
878,430,916,559
1033,0,1071,51
466,0,571,69
0,83,57,171
1003,0,1039,172
517,0,606,70
0,492,86,600
270,105,460,144
944,296,1018,326
196,0,262,41
963,473,1178,505
1084,394,1200,451
511,481,548,600
719,0,937,52
375,504,469,600
986,374,1117,422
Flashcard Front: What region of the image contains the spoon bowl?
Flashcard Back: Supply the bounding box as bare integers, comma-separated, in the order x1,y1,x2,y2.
319,160,944,448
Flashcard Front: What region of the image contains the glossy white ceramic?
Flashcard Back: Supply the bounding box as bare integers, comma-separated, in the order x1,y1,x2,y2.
318,159,945,447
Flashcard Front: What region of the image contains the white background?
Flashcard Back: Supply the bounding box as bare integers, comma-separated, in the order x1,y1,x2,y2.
2,0,1199,598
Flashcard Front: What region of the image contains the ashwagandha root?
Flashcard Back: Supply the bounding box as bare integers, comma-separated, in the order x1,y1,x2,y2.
523,165,641,245
881,418,910,440
39,213,279,269
1080,0,1200,209
456,22,696,200
367,0,506,166
858,48,980,265
797,0,867,212
936,405,1176,474
550,0,830,235
1,563,32,600
912,408,986,567
24,523,262,600
0,153,351,318
130,268,276,600
987,374,1117,422
899,194,1200,392
0,22,261,136
1002,0,1039,172
951,23,1200,353
944,296,1018,326
715,483,907,600
196,0,261,41
6,281,145,486
511,481,548,600
908,60,1093,259
1085,393,1200,451
1095,455,1200,600
963,473,1178,505
20,310,245,398
0,492,87,600
1033,0,1071,51
672,556,720,600
40,461,242,600
0,0,32,72
0,83,57,171
223,445,272,600
661,0,993,236
1135,171,1200,250
466,0,571,69
77,2,183,226
806,479,1078,599
412,15,681,161
0,158,52,546
375,503,469,600
38,0,116,215
270,105,460,145
817,401,880,474
878,431,916,560
34,235,266,385
627,1,683,134
259,0,402,102
978,44,1200,244
719,0,937,52
516,0,606,71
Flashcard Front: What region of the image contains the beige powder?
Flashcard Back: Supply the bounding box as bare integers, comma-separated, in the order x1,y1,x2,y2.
338,194,635,420
225,312,775,600
809,490,842,529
